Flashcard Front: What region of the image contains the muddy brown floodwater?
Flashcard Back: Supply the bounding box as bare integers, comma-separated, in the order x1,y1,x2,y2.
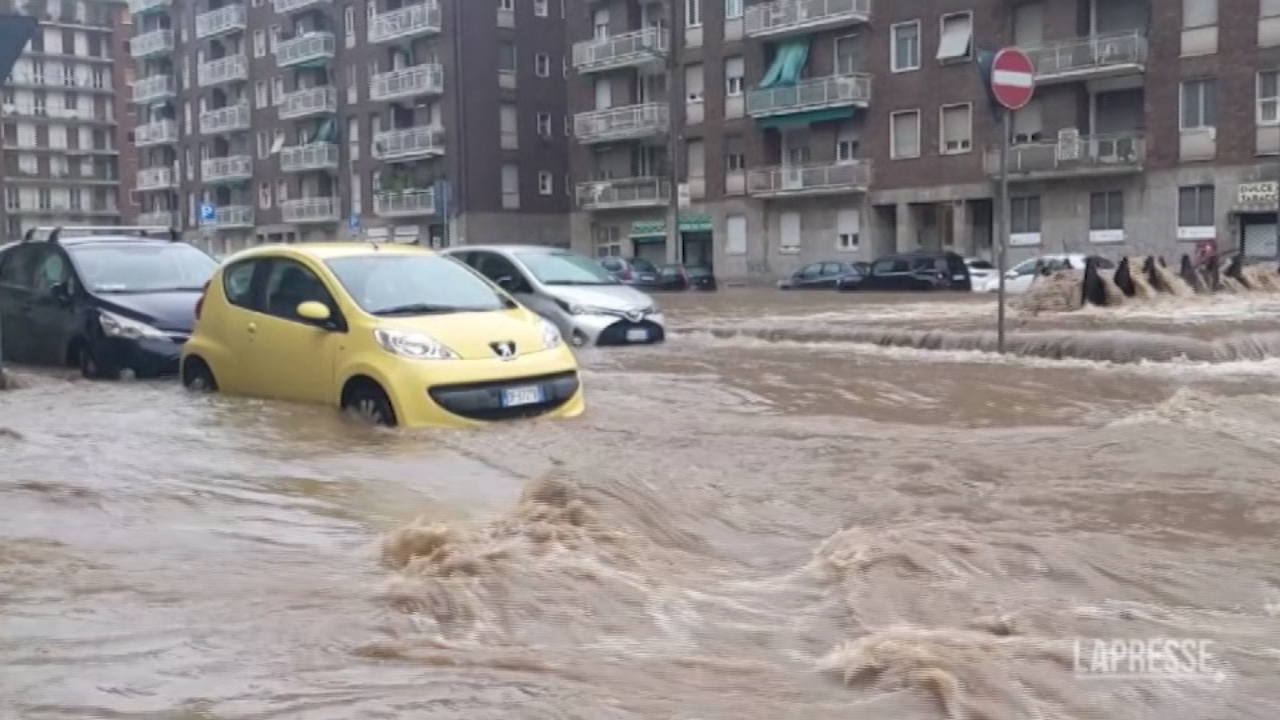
3,291,1280,720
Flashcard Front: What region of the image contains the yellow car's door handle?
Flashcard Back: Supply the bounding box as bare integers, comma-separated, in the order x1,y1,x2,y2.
246,323,256,334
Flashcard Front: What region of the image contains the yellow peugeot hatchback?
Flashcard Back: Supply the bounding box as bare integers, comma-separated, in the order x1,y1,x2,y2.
180,243,585,426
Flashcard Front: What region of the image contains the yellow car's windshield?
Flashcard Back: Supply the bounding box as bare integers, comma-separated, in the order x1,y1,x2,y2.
325,254,516,316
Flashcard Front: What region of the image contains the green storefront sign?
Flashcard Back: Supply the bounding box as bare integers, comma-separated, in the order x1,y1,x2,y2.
629,214,713,243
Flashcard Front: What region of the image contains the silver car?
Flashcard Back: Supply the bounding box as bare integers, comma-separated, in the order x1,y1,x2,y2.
442,245,666,347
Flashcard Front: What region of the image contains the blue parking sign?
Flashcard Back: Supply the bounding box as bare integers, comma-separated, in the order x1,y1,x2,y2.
349,214,361,230
199,202,215,222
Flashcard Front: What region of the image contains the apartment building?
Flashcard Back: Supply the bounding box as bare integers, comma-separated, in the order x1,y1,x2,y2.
567,0,1280,282
0,0,131,237
128,0,569,255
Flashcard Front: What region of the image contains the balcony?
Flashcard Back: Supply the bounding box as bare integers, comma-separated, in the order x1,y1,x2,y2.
273,0,329,14
278,86,338,120
370,64,444,102
137,166,176,191
374,189,437,217
576,177,669,210
128,0,170,15
572,27,667,74
195,4,246,39
132,74,175,104
200,205,254,228
748,161,871,197
280,143,340,172
275,32,336,67
987,131,1145,180
1023,31,1147,85
197,55,249,87
202,155,253,183
368,2,441,44
573,103,668,144
745,0,870,39
372,125,445,161
131,28,175,59
138,210,175,226
281,197,339,223
747,73,871,119
200,104,251,134
134,119,178,147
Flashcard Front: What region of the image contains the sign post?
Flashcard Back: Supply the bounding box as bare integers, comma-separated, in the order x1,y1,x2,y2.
986,46,1036,354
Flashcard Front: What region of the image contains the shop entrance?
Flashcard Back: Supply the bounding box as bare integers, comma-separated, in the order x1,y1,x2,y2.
1237,212,1279,259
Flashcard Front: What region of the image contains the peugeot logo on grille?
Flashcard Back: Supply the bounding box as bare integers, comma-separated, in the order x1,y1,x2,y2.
490,341,517,360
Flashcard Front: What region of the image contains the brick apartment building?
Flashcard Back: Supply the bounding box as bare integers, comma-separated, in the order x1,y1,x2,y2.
126,0,569,255
566,0,1280,282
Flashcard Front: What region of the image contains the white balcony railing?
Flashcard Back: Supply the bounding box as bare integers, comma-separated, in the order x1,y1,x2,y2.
273,0,329,14
132,75,175,104
201,155,253,183
138,210,175,226
747,161,871,196
280,143,340,172
374,189,437,217
195,4,247,39
746,73,871,117
281,197,339,223
275,32,336,66
134,120,178,146
200,205,254,227
745,0,870,37
576,177,669,209
1022,31,1148,82
197,55,249,87
572,27,667,72
131,29,174,59
987,132,1146,177
137,167,176,191
368,2,441,44
370,64,444,101
278,86,337,119
372,126,446,160
200,104,251,134
573,103,668,143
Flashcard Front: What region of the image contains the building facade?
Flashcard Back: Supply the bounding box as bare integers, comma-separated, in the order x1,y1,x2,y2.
127,0,570,255
567,0,1280,282
1,0,132,238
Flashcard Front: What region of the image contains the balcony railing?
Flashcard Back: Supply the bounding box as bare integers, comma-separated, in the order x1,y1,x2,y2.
200,205,254,228
745,0,870,38
275,32,336,67
197,55,248,87
374,189,437,217
572,27,667,73
137,167,176,191
573,103,668,143
195,4,246,39
370,64,444,102
368,2,441,44
748,161,871,196
987,132,1145,178
280,143,340,172
273,0,329,15
1022,31,1147,83
747,73,871,118
131,29,174,59
134,120,178,146
132,75,175,104
202,155,253,183
200,104,251,134
278,86,337,120
138,210,175,226
576,177,669,210
128,0,170,15
372,125,445,161
281,197,339,223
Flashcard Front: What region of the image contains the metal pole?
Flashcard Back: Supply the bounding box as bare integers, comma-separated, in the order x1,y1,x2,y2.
664,0,685,265
996,108,1011,354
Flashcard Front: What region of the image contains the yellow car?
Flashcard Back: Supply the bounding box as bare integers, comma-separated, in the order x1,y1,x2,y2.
180,243,585,426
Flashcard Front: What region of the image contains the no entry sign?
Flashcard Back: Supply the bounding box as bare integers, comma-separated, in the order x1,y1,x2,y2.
990,47,1035,111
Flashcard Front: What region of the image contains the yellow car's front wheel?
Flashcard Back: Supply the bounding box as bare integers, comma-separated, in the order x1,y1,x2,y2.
340,378,398,427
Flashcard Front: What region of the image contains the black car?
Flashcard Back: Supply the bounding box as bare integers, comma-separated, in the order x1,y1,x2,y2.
599,256,661,285
0,226,218,379
777,261,866,290
647,263,717,291
838,251,972,292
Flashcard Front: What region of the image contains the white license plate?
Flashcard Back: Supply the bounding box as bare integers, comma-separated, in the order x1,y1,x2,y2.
952,274,966,281
626,328,648,342
501,385,544,407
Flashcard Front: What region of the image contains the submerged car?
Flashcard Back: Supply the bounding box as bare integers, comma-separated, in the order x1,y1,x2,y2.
778,261,866,290
180,243,585,427
840,252,972,292
444,245,665,347
0,226,216,378
598,256,661,285
981,253,1117,294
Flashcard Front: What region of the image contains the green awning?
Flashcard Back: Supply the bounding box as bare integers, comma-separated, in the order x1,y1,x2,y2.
757,106,857,128
628,214,713,239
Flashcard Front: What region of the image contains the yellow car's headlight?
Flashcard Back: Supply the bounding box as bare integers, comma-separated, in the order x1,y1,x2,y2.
373,328,458,360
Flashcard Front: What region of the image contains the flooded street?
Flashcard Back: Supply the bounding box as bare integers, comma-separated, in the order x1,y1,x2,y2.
3,290,1280,720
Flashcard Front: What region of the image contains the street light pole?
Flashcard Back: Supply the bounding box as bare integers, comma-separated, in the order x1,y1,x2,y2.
664,0,684,265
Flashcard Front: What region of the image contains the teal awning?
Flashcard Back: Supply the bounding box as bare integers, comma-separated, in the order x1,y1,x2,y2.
758,39,810,89
757,106,857,128
628,214,713,239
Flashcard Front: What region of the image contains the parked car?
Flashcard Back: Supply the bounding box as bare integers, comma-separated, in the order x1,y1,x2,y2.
777,261,866,290
444,245,665,347
980,253,1117,294
599,256,661,285
650,263,717,292
0,226,216,379
839,251,972,292
965,258,997,291
181,243,583,427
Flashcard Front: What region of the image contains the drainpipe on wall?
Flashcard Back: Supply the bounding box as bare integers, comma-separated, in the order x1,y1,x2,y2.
664,0,684,265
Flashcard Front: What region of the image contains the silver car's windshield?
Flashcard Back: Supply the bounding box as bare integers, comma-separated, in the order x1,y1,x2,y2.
517,251,620,286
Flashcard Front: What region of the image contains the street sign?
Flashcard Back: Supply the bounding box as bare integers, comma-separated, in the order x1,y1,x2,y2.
199,202,216,223
990,47,1035,111
349,214,361,230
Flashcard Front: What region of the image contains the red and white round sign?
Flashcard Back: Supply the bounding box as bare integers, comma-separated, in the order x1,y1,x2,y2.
990,47,1036,111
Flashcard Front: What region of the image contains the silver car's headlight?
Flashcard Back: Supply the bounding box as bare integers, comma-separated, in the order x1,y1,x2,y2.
566,303,612,315
373,328,458,360
539,318,562,349
98,310,166,340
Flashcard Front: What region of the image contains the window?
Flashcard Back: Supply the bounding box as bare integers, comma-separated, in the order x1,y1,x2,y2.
500,103,518,147
1010,196,1041,234
592,8,609,38
0,246,34,287
535,53,551,77
343,6,354,38
1265,0,1280,18
263,260,336,322
269,24,281,52
780,211,800,253
498,42,516,72
685,63,704,102
276,179,288,202
68,188,82,211
1178,185,1215,228
272,77,284,105
891,21,920,72
937,13,973,62
64,92,76,109
939,103,972,153
501,163,519,208
836,127,859,161
91,68,104,89
725,56,744,96
1183,0,1217,28
890,109,920,159
538,171,553,195
38,188,51,209
1180,79,1216,129
259,181,271,208
1089,191,1124,234
534,0,548,16
725,135,745,171
725,214,747,255
498,0,513,9
222,261,257,308
837,209,860,251
256,131,269,158
686,0,701,27
253,29,266,57
4,187,18,210
536,112,551,136
725,0,743,19
1259,71,1279,124
834,34,860,74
